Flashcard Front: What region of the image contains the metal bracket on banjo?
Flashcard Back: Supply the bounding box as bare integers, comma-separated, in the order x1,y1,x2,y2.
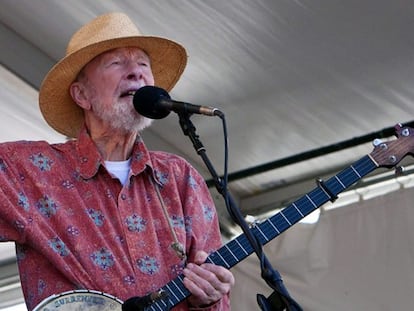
149,289,168,302
122,289,169,311
316,178,338,203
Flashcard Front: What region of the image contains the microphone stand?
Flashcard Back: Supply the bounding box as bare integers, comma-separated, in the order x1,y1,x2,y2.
177,111,302,311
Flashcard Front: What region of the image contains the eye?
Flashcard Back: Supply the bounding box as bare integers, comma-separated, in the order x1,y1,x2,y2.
106,57,123,67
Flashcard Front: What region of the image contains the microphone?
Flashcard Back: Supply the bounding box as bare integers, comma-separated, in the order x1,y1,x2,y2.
133,86,223,119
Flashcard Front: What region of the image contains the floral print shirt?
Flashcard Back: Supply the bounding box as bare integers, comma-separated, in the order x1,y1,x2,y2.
0,128,229,310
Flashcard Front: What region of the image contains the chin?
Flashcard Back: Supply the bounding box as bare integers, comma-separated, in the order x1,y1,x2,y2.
115,116,153,133
135,116,153,132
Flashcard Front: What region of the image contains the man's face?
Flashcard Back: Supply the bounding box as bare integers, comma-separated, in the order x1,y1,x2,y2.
77,47,155,133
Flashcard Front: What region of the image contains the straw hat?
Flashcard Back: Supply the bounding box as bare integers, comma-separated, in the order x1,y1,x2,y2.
39,12,187,138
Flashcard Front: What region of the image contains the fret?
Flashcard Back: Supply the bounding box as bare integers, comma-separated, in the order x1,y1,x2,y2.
280,210,292,226
211,240,245,266
305,194,317,208
216,250,231,268
292,202,304,217
208,250,223,266
224,244,239,262
350,165,362,178
148,299,162,311
174,277,187,298
237,235,254,255
163,284,178,305
255,224,269,242
159,299,168,310
292,195,315,217
267,217,281,234
309,188,330,207
326,156,372,195
260,220,281,244
154,302,163,311
271,213,290,232
342,166,361,184
168,279,185,301
334,175,346,189
235,238,249,255
225,240,245,262
282,206,300,224
317,183,333,201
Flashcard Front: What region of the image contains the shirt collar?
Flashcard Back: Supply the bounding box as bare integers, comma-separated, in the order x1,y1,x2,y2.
75,126,160,184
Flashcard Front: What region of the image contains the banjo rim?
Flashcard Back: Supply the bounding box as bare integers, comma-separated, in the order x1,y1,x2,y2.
33,289,123,311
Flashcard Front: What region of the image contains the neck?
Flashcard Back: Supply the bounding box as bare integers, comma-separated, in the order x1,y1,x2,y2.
89,128,137,161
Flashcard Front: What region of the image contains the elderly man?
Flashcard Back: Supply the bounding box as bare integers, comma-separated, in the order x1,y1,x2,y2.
0,12,233,310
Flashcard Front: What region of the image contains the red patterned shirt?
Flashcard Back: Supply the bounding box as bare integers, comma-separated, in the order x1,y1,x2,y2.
0,128,230,310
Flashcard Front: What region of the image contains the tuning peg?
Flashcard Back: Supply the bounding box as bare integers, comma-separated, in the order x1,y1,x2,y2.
373,138,383,147
395,123,411,137
245,215,259,227
395,166,405,176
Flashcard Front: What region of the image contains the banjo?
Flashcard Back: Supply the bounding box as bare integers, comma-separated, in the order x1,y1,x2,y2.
33,124,414,311
33,289,122,310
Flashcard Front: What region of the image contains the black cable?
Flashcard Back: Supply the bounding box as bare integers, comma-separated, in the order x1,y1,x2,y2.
177,111,303,310
217,113,302,311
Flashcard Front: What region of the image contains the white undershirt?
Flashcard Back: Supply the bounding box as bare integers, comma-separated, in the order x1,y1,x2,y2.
104,158,132,186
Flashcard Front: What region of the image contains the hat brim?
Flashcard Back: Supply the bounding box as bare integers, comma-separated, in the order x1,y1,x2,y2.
39,36,187,138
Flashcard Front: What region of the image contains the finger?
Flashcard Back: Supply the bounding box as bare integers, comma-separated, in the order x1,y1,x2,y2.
183,265,221,304
193,250,208,264
200,263,235,286
185,263,232,295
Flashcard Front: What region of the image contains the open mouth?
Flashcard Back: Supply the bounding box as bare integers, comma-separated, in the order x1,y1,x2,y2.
120,90,136,98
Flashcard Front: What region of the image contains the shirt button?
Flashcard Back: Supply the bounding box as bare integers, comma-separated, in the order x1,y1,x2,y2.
121,194,127,200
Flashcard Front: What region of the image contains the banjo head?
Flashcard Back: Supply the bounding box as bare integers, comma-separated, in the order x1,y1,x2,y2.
33,290,123,311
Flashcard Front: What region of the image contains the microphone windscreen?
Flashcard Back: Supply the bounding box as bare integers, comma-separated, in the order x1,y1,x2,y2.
133,86,171,119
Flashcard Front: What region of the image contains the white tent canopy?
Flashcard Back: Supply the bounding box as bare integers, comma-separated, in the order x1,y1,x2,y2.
232,183,414,310
1,1,414,309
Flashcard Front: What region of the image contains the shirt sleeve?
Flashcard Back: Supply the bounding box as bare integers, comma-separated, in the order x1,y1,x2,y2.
0,145,28,243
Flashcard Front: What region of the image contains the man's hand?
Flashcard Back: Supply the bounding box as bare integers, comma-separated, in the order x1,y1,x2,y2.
183,251,235,308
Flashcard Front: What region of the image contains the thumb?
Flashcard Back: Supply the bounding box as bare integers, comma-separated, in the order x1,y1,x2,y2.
193,250,209,264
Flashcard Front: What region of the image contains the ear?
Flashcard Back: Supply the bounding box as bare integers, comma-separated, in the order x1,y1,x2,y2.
70,82,91,110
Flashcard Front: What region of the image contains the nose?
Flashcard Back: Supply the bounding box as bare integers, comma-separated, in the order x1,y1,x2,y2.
126,62,144,81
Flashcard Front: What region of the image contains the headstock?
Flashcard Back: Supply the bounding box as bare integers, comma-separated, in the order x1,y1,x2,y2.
370,124,414,168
